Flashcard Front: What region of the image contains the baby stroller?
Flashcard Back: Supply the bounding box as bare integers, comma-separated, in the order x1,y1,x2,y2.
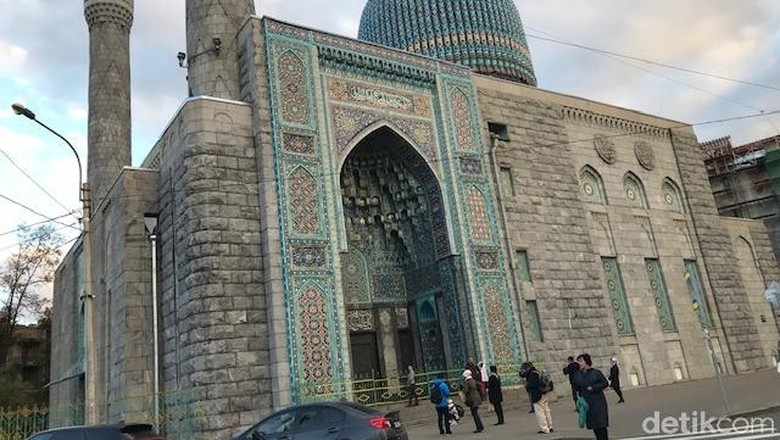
448,398,465,426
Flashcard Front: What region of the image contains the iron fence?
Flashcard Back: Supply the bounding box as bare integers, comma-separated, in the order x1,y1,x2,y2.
298,361,532,406
0,406,47,440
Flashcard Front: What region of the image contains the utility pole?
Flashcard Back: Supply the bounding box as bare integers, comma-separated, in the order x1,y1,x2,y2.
12,103,97,423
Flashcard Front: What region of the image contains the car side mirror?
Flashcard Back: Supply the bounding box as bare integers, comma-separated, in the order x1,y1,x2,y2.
251,431,266,440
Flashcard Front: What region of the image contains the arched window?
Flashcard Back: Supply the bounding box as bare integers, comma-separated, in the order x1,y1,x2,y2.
580,166,607,204
662,178,684,213
624,172,648,208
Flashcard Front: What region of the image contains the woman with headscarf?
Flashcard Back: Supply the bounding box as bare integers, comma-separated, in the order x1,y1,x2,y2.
462,369,485,433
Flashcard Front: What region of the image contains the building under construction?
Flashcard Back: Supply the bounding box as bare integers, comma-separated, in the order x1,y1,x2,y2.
701,135,780,260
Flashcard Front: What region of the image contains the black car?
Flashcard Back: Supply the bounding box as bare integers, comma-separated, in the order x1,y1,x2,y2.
25,423,165,440
232,401,408,440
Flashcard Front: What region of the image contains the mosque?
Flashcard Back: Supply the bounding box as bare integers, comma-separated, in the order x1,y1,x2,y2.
50,0,780,438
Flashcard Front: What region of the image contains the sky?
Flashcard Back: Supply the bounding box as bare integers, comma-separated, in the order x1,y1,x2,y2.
1,0,779,271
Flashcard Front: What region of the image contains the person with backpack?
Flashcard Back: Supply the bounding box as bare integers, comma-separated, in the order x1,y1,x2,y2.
430,375,453,435
488,365,504,425
521,361,554,434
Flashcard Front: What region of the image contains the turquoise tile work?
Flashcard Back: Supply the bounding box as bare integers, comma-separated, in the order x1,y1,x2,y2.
602,257,635,336
684,260,713,329
358,0,537,86
645,258,677,332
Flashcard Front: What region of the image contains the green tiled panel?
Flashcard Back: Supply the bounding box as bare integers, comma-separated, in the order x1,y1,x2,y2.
684,260,713,329
526,300,543,342
516,250,532,282
602,257,635,336
645,259,677,332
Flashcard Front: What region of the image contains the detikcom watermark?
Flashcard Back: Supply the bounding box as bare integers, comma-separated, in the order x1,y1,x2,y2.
642,411,775,435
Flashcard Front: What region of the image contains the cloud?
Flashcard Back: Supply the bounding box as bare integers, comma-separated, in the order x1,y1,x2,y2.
0,0,778,249
0,39,28,70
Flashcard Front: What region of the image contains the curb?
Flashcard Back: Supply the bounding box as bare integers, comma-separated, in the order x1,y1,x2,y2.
725,405,780,418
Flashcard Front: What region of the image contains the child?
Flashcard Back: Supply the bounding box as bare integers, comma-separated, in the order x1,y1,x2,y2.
448,398,464,426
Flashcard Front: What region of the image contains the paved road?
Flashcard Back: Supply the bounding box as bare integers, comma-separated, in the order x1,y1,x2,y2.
403,369,780,440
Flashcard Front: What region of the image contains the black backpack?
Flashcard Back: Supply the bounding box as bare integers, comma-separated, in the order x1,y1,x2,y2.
430,384,443,403
537,371,554,393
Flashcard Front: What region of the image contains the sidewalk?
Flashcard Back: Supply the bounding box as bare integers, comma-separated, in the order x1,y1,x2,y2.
402,368,780,440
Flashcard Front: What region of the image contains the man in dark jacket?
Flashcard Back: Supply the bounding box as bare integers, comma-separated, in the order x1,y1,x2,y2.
487,365,504,425
575,353,610,440
521,362,553,434
563,356,581,408
608,358,625,403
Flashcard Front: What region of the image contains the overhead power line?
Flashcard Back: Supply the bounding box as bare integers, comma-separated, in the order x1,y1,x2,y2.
0,222,80,254
0,194,80,232
525,32,780,93
0,211,79,237
0,146,74,214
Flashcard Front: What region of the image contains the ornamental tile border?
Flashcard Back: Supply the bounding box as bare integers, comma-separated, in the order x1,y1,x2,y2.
266,28,347,401
327,76,432,118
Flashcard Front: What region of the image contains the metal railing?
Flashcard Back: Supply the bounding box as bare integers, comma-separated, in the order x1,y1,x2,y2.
298,362,532,406
0,406,47,440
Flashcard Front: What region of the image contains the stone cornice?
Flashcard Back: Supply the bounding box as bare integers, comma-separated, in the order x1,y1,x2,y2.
85,1,133,29
562,106,669,139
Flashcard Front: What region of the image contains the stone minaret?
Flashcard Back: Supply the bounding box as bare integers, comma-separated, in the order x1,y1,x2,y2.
186,0,255,99
84,0,134,205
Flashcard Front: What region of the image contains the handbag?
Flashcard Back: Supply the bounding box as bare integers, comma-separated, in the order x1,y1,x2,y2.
576,395,589,428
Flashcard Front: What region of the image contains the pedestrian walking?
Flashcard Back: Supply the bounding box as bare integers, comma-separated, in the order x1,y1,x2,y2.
430,375,452,435
608,358,625,403
519,368,535,413
575,353,610,440
521,361,554,434
407,365,418,406
478,361,489,400
462,369,485,433
563,355,582,409
488,365,504,425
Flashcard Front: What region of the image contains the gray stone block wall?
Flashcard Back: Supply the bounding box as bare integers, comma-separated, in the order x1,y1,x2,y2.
89,168,159,424
722,217,780,364
50,245,84,427
670,128,765,372
476,84,618,385
562,116,718,385
749,218,780,346
50,166,160,427
238,18,292,412
155,98,270,440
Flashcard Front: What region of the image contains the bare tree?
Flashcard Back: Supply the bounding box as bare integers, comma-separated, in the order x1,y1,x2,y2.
0,225,63,366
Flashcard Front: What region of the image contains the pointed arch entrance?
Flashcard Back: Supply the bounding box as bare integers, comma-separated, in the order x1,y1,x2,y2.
339,125,452,381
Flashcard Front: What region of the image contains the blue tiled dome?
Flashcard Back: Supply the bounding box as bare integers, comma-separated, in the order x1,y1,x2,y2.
358,0,537,86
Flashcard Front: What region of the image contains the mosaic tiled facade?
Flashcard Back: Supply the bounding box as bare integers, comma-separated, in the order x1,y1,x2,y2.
49,2,780,437
263,19,523,401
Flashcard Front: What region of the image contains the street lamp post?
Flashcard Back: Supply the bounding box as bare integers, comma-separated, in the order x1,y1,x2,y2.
12,103,97,424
